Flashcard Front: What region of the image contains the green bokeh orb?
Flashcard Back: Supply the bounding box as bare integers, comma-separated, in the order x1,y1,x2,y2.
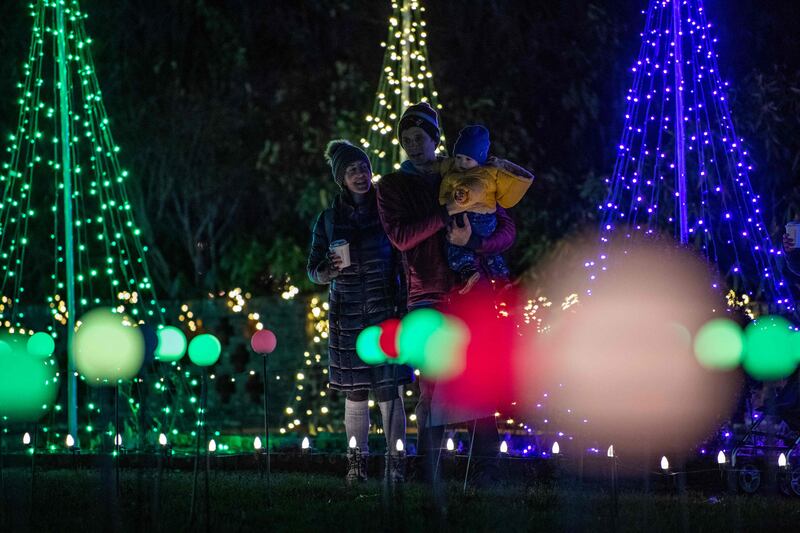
0,335,59,422
73,308,145,384
155,326,187,362
27,332,55,359
396,308,446,367
693,318,744,370
356,325,388,365
188,334,222,366
793,330,800,362
742,315,796,381
418,315,470,379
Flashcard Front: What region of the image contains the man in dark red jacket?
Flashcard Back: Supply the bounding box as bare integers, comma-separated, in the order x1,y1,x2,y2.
376,102,518,484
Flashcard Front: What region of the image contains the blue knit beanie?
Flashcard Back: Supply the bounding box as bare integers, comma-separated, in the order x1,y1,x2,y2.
324,139,371,188
453,125,490,165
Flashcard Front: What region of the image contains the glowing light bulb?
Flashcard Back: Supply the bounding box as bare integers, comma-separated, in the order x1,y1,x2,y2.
717,451,726,465
208,439,217,453
607,445,614,458
23,432,31,445
396,439,404,453
500,441,508,454
302,437,310,450
159,433,168,446
778,453,787,468
551,441,560,455
66,434,75,448
446,438,455,451
349,436,357,449
660,456,669,471
254,436,262,450
115,434,122,447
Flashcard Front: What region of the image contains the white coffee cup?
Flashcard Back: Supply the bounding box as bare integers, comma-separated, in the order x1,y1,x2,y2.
329,239,351,269
787,222,800,249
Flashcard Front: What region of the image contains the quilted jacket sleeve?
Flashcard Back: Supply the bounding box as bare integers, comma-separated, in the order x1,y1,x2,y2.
306,210,338,285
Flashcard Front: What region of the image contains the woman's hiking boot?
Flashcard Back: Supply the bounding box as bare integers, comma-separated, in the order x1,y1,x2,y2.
346,449,367,486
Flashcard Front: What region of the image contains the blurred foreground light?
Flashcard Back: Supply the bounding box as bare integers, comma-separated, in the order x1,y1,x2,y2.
356,326,388,365
378,319,401,359
250,329,277,354
73,308,144,383
27,332,55,359
415,314,470,379
0,335,59,422
693,319,743,370
155,326,187,362
188,334,222,367
424,284,518,422
396,308,445,367
527,237,739,465
396,308,470,379
742,316,797,380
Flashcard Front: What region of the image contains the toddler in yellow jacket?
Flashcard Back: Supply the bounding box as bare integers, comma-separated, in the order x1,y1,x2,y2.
439,125,534,293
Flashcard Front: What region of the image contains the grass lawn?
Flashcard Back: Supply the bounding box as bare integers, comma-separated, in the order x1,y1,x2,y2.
2,467,800,532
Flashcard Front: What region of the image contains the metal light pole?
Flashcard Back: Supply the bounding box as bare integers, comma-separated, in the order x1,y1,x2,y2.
672,0,689,245
56,0,79,442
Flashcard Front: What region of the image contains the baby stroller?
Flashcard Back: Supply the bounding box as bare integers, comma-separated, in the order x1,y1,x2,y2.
725,375,800,496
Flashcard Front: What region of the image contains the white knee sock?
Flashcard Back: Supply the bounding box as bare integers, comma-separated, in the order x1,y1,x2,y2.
379,397,406,455
344,399,370,454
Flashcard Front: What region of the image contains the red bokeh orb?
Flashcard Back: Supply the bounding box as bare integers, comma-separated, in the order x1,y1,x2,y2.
379,318,401,359
434,283,523,420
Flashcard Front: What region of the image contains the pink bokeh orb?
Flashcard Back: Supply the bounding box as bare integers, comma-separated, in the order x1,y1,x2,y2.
251,330,277,354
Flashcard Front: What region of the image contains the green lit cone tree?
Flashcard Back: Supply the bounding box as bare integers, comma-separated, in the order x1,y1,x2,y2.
0,0,194,446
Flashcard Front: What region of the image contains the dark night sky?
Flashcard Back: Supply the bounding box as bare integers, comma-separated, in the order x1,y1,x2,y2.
0,0,797,153
1,0,798,116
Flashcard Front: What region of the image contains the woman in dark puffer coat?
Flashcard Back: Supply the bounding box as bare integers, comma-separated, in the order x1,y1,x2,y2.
307,140,412,484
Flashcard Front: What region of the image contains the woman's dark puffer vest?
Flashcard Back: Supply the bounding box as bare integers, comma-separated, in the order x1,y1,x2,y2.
307,188,413,392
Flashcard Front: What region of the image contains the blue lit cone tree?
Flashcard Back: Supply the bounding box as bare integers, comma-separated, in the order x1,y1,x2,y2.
0,0,193,446
590,0,794,314
360,0,446,180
